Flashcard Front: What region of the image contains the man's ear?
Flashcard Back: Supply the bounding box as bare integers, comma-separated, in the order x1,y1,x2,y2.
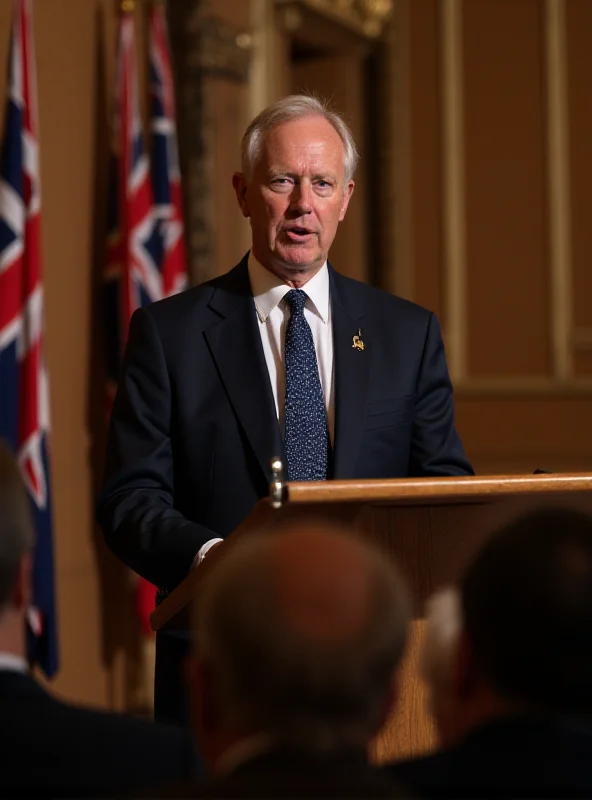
338,180,355,222
232,172,250,218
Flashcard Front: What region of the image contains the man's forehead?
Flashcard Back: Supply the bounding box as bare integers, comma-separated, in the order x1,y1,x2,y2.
265,117,342,145
256,119,346,172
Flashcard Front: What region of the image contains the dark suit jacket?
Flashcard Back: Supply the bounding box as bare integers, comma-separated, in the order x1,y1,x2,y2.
0,670,198,797
149,748,408,798
98,257,472,593
385,715,592,798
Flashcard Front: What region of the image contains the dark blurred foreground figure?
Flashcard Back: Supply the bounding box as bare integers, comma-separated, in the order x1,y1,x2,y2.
161,520,411,798
0,439,198,798
387,506,592,799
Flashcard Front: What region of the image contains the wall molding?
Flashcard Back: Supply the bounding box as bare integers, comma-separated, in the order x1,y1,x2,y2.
545,0,573,380
441,0,467,381
390,0,412,299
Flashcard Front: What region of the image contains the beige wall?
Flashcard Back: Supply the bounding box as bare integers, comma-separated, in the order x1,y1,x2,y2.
398,0,592,474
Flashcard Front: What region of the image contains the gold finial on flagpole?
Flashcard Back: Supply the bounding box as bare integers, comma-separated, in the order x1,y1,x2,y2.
121,0,135,12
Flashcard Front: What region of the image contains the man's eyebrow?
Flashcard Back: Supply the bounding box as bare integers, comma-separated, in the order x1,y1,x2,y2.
312,172,338,181
266,170,339,181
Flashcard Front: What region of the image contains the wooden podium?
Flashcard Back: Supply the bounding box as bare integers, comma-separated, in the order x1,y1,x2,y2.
150,472,592,761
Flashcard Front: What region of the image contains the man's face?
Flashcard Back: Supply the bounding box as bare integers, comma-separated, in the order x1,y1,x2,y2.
233,115,355,284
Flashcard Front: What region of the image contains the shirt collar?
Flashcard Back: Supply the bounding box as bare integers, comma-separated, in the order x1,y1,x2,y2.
248,251,330,324
0,652,28,673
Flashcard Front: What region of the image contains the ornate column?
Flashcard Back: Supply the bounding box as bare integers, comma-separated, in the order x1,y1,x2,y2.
166,1,252,284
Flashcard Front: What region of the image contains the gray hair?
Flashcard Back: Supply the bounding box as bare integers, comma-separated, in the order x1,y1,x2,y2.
241,94,359,182
0,439,35,609
420,587,462,690
195,528,409,753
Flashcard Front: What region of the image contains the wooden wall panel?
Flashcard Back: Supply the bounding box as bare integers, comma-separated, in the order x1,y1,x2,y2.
401,0,592,475
566,0,592,330
463,0,551,377
456,395,592,474
573,351,592,378
205,0,252,276
408,0,445,322
208,78,251,276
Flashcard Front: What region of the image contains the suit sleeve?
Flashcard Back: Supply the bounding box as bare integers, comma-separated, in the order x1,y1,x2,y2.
96,307,218,590
408,313,474,477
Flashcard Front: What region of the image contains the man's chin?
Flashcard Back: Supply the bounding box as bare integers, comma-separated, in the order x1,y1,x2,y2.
274,248,325,273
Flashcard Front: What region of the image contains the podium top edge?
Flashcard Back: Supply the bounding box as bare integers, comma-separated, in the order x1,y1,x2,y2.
282,473,592,504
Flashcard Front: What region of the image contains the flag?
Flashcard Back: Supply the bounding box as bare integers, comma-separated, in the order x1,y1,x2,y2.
148,2,187,297
104,9,160,406
104,6,187,639
0,0,58,677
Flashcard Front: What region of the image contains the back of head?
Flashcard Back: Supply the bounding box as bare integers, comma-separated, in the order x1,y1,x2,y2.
195,520,409,753
241,94,359,181
461,506,592,716
0,439,34,610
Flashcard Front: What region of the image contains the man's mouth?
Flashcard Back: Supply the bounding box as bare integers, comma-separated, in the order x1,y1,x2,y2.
282,227,315,241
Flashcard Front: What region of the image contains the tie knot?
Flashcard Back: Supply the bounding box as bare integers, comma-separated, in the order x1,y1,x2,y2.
285,289,308,314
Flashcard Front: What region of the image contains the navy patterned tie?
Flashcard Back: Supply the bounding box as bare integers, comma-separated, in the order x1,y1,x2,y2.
283,289,329,482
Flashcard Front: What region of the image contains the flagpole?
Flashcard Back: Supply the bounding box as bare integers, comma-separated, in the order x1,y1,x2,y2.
121,0,134,11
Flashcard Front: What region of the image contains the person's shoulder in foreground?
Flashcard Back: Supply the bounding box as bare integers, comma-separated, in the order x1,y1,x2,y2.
385,506,592,798
140,747,410,798
0,670,199,797
0,437,199,798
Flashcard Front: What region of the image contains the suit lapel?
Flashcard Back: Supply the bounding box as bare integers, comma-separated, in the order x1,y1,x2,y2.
204,259,285,482
330,268,372,479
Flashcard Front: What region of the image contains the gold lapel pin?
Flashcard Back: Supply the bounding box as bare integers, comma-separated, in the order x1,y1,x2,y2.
352,329,364,351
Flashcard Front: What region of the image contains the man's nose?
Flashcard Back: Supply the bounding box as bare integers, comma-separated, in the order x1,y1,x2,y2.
290,181,313,214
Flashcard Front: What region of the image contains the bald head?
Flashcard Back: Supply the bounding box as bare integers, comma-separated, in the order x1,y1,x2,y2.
194,519,410,753
273,524,377,644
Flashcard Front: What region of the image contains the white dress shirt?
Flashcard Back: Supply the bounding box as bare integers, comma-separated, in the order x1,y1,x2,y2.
248,251,335,441
0,652,28,673
194,252,335,566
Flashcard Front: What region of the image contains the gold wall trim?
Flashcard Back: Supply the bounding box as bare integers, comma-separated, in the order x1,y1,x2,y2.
392,0,413,299
546,0,572,380
441,0,467,381
276,0,393,39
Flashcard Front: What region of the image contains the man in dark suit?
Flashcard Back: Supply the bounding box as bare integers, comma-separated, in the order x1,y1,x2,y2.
98,93,473,725
0,439,198,798
178,518,410,798
386,507,592,798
